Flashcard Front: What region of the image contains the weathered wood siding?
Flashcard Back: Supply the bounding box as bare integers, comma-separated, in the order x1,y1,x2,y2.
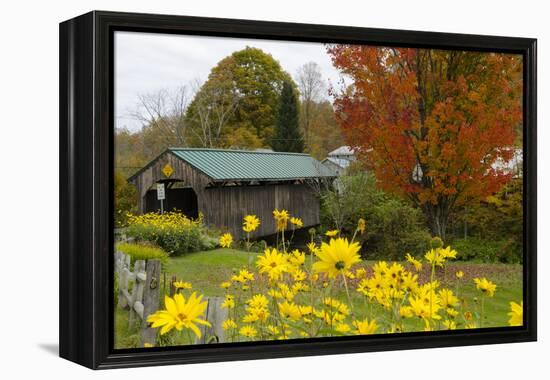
203,183,320,239
130,152,211,213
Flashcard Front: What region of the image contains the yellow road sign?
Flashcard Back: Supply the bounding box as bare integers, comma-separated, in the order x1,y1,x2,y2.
162,163,174,177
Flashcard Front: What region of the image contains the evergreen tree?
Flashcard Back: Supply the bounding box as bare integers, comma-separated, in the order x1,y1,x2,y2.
272,81,304,152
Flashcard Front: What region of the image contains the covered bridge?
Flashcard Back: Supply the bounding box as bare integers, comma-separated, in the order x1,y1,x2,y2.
128,148,336,239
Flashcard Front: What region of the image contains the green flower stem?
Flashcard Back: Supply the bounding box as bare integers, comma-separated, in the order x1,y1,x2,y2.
480,295,485,328
341,273,356,321
351,228,358,243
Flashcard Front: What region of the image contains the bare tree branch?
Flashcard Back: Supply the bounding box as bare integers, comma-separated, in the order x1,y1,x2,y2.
128,86,191,147
296,62,325,147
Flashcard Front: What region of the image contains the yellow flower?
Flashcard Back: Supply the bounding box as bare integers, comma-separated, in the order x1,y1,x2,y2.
292,281,309,293
289,249,306,266
231,268,255,284
440,246,457,259
336,323,351,333
143,343,154,348
438,288,458,308
355,268,367,279
325,229,339,237
291,268,307,282
173,281,192,290
401,272,419,293
243,215,260,233
455,270,464,279
307,242,319,255
405,253,422,272
508,301,523,326
222,319,238,330
373,261,389,277
239,325,257,338
278,301,302,320
256,248,288,281
248,307,270,322
353,318,378,335
247,294,269,310
298,305,313,318
446,308,459,318
241,269,255,280
221,295,235,309
474,278,497,297
387,263,405,280
242,313,259,323
357,218,366,234
443,320,457,330
424,248,445,267
273,209,289,231
344,270,356,279
400,306,413,318
147,293,211,337
408,296,441,320
220,281,231,289
313,238,361,278
219,233,233,248
266,325,280,335
290,217,303,228
323,297,350,316
356,279,369,296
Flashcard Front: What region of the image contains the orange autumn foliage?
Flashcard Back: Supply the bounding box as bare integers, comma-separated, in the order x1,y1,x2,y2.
327,46,522,237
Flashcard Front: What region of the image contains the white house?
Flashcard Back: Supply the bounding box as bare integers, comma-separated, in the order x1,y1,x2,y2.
321,146,356,176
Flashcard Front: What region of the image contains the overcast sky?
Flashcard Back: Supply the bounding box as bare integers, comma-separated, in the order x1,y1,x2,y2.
115,31,344,131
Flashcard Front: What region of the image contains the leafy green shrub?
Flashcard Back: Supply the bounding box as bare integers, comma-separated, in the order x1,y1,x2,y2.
447,179,523,263
114,170,137,228
451,237,522,263
126,212,214,256
321,172,432,260
116,242,169,265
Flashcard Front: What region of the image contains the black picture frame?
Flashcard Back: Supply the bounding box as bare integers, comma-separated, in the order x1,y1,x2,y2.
59,10,537,369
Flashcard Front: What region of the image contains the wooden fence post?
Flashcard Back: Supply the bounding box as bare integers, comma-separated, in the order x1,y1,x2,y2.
117,253,131,309
195,297,227,344
128,260,146,328
140,259,161,347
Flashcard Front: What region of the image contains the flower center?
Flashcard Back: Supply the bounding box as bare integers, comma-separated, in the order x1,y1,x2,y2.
335,261,346,270
270,262,278,268
177,313,188,321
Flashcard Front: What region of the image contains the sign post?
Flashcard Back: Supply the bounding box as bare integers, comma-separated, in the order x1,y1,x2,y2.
157,183,166,214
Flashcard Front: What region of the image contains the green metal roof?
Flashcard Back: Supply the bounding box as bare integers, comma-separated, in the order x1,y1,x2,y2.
168,148,336,182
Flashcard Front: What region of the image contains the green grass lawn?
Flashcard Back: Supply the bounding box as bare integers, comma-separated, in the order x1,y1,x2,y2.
164,248,261,296
115,248,522,348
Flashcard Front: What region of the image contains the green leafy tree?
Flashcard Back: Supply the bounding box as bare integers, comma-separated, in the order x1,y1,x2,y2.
272,81,304,152
114,170,137,227
186,47,295,148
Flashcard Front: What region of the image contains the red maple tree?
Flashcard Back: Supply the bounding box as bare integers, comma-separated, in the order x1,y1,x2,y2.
327,46,522,239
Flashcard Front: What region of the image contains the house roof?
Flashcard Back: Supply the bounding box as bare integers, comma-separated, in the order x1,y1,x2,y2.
129,148,337,182
328,145,355,156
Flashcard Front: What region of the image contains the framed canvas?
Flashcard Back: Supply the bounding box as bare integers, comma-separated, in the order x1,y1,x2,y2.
59,11,537,369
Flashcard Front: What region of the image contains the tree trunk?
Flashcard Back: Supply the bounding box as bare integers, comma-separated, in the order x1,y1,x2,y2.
423,203,449,241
